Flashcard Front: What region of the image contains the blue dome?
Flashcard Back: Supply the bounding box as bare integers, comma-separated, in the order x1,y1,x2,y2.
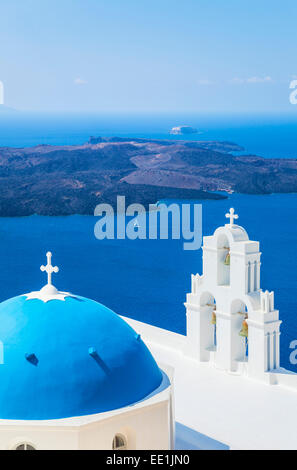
0,294,163,420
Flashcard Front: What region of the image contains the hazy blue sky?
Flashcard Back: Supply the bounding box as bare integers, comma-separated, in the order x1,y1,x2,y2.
1,0,296,113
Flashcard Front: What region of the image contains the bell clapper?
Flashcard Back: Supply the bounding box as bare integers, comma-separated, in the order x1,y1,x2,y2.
224,248,230,266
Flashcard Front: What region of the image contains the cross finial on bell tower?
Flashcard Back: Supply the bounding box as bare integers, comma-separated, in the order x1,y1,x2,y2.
40,252,59,286
225,208,238,227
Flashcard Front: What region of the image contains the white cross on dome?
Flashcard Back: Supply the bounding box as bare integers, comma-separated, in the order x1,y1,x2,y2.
225,208,239,227
40,251,59,286
25,251,73,303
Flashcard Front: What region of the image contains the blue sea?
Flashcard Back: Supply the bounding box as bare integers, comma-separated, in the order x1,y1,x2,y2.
0,111,297,158
0,112,296,371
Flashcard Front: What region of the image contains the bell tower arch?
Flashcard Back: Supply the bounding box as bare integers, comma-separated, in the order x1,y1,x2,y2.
185,208,281,379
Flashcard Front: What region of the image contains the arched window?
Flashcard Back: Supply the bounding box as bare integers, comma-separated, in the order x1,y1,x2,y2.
14,443,36,450
112,434,127,450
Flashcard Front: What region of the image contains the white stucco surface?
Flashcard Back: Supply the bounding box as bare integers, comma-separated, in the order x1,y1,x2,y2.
123,316,297,450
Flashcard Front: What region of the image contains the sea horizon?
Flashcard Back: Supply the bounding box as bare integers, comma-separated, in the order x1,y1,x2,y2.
0,111,296,159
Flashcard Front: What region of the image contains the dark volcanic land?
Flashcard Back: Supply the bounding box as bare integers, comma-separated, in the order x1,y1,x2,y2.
0,136,296,216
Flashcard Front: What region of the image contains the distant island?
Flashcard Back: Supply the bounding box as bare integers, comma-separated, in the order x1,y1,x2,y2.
0,136,296,216
170,126,198,135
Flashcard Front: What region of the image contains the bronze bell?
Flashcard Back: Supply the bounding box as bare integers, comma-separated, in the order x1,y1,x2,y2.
224,252,230,266
211,311,216,325
239,318,248,337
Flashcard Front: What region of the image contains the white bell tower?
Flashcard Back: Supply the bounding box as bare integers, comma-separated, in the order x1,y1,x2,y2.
185,208,281,380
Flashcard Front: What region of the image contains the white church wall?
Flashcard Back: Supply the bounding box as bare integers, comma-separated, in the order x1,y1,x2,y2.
79,400,171,450
269,369,297,391
185,304,204,359
230,299,247,365
215,310,233,370
216,233,230,286
1,425,79,450
202,244,217,286
0,397,172,450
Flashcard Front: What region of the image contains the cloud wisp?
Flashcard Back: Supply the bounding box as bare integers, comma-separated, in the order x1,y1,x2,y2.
230,76,273,84
197,76,273,88
197,79,216,86
74,78,88,86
